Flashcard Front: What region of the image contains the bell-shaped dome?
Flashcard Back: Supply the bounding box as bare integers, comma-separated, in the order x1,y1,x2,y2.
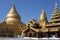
6,4,20,24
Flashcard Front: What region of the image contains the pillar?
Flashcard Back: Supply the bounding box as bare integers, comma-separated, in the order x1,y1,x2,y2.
55,32,58,38
36,33,38,38
46,32,48,38
27,33,29,37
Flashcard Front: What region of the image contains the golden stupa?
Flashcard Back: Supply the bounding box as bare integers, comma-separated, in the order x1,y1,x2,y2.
6,4,20,24
0,4,26,37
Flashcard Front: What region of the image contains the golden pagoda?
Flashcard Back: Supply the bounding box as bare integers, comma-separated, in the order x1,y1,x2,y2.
0,4,26,37
39,9,48,28
24,2,60,38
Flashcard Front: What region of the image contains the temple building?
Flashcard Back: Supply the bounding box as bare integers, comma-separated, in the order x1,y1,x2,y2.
0,4,26,37
0,2,60,38
23,2,60,38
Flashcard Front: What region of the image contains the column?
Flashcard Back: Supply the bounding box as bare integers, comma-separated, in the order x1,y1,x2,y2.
36,33,38,38
27,33,29,37
55,32,58,38
46,32,48,38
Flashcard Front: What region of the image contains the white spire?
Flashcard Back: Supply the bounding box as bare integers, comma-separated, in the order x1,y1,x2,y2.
55,1,58,7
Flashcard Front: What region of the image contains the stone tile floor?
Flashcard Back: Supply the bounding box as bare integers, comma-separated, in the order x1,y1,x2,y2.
0,37,60,40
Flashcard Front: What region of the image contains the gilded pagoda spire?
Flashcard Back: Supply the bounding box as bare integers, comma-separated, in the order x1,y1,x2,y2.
51,2,59,19
39,9,47,28
6,4,20,24
53,2,59,15
40,9,47,22
9,4,17,13
50,2,60,23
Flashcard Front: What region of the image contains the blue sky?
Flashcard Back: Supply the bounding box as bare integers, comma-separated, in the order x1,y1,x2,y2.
0,0,60,24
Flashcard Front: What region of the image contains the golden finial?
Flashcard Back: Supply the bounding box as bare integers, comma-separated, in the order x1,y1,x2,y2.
12,3,15,8
9,3,17,13
40,9,47,22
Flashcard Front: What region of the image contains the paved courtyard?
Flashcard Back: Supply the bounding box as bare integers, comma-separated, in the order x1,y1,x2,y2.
0,37,60,40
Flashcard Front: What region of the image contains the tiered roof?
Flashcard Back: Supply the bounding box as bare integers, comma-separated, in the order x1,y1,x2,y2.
24,2,60,32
